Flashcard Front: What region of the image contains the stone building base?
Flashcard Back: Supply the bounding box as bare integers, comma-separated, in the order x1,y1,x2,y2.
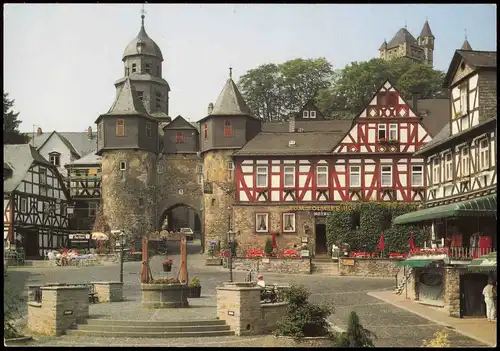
91,281,124,302
339,257,402,277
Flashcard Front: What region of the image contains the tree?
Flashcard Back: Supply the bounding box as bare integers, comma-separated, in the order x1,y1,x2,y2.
334,311,376,347
3,92,29,144
238,58,334,121
316,58,446,119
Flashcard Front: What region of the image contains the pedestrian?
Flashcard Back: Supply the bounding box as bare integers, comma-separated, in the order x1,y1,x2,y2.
257,274,266,288
482,278,496,322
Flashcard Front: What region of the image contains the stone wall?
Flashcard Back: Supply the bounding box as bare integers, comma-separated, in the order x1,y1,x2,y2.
261,302,288,333
28,284,89,336
91,282,123,302
444,265,465,317
101,150,156,241
203,150,235,253
231,257,311,275
339,258,401,277
232,205,316,256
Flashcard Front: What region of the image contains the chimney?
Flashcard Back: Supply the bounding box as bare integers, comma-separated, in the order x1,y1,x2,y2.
87,126,92,139
207,102,214,115
289,115,295,133
36,127,42,136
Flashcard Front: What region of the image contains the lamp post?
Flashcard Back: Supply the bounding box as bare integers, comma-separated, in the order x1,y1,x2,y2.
227,206,234,283
113,230,126,283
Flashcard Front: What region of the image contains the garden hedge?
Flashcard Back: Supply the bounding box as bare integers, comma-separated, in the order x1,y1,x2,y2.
325,202,428,254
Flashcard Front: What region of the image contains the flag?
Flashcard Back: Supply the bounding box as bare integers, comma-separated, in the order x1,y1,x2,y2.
377,233,385,251
409,232,415,250
271,231,277,248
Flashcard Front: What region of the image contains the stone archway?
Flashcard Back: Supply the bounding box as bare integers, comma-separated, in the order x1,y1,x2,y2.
159,201,202,235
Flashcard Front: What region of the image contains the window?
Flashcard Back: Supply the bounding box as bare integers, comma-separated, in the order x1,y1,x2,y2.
98,123,102,141
20,197,27,213
157,164,164,174
145,122,152,138
196,164,203,174
60,203,66,217
119,161,127,171
197,174,203,185
444,153,453,181
40,169,47,185
459,83,467,115
88,202,97,217
411,165,423,186
145,64,151,74
204,123,208,139
40,186,47,196
303,110,309,118
316,165,328,187
381,165,392,187
223,120,232,137
137,91,144,102
378,124,386,140
116,119,125,136
282,213,296,233
310,111,317,119
378,93,387,106
255,213,269,233
479,139,490,171
132,63,137,73
461,146,469,176
389,124,398,140
227,161,234,179
256,166,268,188
49,153,60,167
176,131,184,143
432,158,440,185
155,92,161,109
349,166,361,187
284,166,295,187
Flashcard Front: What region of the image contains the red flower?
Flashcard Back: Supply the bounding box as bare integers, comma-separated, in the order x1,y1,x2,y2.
163,259,173,265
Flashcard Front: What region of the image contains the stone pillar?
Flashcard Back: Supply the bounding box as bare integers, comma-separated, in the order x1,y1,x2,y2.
444,266,462,318
216,282,262,336
91,282,124,302
28,284,89,336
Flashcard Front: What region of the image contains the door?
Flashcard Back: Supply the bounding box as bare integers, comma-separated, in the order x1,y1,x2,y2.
23,228,39,259
315,222,327,255
460,273,489,318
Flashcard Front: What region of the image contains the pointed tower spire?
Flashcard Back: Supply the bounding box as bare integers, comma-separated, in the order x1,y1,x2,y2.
107,78,149,116
379,39,387,50
211,71,255,117
419,19,434,38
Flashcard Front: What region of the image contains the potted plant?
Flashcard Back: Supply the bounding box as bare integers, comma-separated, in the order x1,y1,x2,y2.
265,237,274,257
163,259,173,272
205,241,222,266
187,276,201,298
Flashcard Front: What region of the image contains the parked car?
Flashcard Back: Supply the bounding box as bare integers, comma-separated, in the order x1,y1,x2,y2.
180,228,194,241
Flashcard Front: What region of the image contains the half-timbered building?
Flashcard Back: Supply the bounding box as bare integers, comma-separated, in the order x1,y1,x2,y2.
4,144,71,259
394,49,497,253
231,85,448,255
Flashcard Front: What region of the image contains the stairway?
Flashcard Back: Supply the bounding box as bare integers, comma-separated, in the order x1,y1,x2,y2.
311,257,339,275
67,319,235,338
395,267,413,295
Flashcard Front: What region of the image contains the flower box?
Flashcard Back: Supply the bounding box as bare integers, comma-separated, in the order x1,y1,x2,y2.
163,260,173,272
187,285,201,298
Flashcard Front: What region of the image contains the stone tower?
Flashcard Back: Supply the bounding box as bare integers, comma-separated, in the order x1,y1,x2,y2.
417,20,435,67
199,69,261,254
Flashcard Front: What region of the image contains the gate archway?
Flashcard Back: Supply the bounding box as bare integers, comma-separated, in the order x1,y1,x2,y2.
159,203,201,234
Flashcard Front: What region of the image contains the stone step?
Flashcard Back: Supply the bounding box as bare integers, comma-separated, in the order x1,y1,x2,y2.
74,324,231,333
82,319,226,327
66,329,235,338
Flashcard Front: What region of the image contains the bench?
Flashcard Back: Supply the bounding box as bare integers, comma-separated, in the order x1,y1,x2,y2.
89,284,99,304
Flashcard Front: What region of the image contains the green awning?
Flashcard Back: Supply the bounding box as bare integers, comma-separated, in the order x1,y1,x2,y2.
468,252,497,272
393,194,497,225
396,259,437,267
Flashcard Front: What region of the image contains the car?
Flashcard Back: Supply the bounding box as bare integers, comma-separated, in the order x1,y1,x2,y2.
180,228,194,241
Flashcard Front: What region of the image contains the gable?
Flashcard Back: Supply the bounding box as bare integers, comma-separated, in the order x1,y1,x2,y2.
450,58,476,87
163,115,197,131
296,100,325,121
357,80,418,119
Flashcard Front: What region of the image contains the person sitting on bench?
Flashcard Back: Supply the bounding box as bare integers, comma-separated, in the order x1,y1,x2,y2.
257,274,266,288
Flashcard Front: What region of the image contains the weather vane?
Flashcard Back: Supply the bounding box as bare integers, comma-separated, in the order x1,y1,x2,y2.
141,3,147,18
229,66,233,79
464,28,467,40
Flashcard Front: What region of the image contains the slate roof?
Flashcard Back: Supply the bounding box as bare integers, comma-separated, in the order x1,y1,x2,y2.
461,39,472,51
104,78,150,118
443,50,497,87
387,28,418,49
417,99,450,137
234,132,346,156
209,78,255,118
123,16,163,61
163,115,197,130
379,40,387,50
419,21,434,38
262,120,353,133
31,131,98,158
4,144,53,192
70,152,102,166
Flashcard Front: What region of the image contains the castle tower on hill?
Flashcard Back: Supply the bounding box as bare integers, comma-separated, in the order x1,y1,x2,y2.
199,69,261,253
379,20,435,67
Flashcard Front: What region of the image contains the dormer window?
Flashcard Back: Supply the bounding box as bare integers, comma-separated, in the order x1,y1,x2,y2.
146,122,152,138
132,63,137,73
303,111,309,118
49,152,61,167
145,64,151,74
310,111,316,119
155,92,161,109
176,131,184,143
459,83,467,115
224,120,232,137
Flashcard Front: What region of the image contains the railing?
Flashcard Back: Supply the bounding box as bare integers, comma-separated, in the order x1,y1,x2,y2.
447,246,495,259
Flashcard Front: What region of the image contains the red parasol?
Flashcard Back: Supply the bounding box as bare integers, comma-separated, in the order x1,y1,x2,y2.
271,231,277,248
409,232,415,250
377,232,385,251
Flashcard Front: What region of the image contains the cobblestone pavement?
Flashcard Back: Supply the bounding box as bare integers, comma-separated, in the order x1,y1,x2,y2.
5,240,486,347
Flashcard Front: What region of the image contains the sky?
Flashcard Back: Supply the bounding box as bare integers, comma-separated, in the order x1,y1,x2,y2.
4,4,497,133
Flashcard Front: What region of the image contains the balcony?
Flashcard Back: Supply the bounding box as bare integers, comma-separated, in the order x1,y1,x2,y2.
408,246,496,261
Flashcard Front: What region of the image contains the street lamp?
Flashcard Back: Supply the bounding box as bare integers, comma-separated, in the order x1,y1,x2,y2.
227,206,234,283
112,230,126,283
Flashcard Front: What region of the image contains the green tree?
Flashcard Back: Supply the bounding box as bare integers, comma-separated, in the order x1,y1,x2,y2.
3,91,29,144
316,58,446,119
334,311,376,347
238,58,334,121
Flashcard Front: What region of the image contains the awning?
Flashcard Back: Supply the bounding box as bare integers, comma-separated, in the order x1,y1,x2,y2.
468,252,497,272
396,259,438,268
393,194,497,225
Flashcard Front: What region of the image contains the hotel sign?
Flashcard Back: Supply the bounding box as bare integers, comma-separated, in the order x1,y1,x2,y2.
291,205,355,215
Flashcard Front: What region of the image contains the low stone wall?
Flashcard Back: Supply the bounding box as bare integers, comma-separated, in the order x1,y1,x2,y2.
339,258,401,277
28,283,89,336
91,281,124,302
261,302,288,333
231,257,311,275
141,283,189,308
